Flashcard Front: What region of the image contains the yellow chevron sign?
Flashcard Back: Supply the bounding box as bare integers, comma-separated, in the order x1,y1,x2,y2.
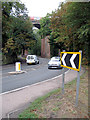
60,52,81,71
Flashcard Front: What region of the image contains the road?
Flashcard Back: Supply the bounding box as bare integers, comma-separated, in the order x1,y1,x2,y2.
1,57,67,93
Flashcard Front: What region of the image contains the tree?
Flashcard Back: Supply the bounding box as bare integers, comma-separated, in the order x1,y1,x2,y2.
49,3,69,55
39,14,52,38
2,2,28,47
2,2,34,64
32,29,41,56
12,16,34,55
64,2,90,63
50,2,90,64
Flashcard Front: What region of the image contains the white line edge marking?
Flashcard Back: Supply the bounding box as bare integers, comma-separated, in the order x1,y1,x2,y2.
0,69,69,96
6,67,84,119
7,69,69,119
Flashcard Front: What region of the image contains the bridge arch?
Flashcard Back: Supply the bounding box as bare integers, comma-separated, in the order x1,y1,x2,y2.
33,23,40,29
30,16,41,29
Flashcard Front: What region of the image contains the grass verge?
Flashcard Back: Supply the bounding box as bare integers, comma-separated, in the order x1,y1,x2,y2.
18,66,89,119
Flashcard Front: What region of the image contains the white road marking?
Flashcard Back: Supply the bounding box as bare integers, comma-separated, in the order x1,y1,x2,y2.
0,69,69,95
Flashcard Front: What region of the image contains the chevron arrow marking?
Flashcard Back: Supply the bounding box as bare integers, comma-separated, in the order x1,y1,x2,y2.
70,54,77,69
62,53,67,66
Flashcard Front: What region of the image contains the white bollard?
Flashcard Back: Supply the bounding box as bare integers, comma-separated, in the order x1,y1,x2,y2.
16,62,21,72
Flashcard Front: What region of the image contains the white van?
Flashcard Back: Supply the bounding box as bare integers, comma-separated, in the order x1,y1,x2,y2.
26,55,39,65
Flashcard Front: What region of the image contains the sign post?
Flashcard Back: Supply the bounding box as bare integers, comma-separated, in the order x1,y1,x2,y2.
75,50,82,106
62,50,65,94
62,68,65,94
60,51,82,106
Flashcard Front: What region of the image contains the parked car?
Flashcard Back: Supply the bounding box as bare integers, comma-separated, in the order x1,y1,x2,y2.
26,55,39,65
48,56,62,69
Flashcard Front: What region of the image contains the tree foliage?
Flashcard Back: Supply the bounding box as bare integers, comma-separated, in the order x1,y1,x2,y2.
39,2,90,63
30,29,41,56
39,14,52,38
50,2,90,63
2,2,35,64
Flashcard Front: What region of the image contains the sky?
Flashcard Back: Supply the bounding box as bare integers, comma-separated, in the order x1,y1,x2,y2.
20,0,65,17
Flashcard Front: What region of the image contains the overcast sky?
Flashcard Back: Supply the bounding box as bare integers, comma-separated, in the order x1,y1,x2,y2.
20,0,65,17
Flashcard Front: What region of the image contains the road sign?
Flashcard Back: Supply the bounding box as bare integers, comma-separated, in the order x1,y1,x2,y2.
60,52,81,71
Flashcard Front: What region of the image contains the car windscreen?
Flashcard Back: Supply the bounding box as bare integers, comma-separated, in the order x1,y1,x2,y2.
27,56,34,60
27,56,30,60
51,60,59,62
30,56,34,59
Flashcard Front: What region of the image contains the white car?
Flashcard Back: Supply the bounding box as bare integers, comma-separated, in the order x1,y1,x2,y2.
48,56,62,69
26,55,39,65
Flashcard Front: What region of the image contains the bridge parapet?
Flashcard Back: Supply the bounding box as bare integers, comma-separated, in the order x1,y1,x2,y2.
30,16,41,23
31,20,40,24
30,16,41,29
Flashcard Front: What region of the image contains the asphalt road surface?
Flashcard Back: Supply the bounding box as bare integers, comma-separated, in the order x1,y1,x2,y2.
1,57,68,93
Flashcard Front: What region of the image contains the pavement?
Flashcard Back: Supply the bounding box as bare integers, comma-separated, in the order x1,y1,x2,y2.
0,67,85,119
